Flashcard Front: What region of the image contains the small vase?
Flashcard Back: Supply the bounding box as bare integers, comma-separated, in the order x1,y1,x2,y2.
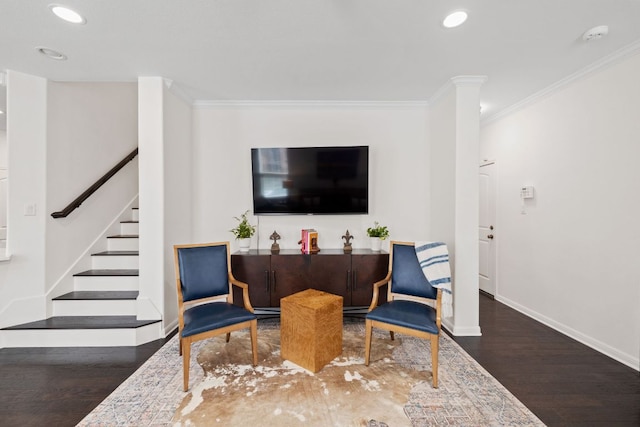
370,237,382,252
238,238,251,252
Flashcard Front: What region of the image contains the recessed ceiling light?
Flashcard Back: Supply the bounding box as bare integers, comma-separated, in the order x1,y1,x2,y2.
49,4,86,24
0,110,4,115
36,46,68,60
443,10,468,28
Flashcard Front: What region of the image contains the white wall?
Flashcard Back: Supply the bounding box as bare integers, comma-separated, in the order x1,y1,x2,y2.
481,52,640,369
162,83,192,332
46,82,139,292
0,71,48,329
0,129,7,238
191,104,430,252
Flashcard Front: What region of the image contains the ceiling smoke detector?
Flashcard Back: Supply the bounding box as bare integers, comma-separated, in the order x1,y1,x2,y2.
583,25,609,41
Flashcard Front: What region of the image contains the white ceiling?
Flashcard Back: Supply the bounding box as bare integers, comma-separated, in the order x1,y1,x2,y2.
2,0,640,129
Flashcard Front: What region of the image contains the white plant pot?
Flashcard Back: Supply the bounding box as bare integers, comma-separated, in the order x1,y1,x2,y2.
370,237,382,252
238,238,251,252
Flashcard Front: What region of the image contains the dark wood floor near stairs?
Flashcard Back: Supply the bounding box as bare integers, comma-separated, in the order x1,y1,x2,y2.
0,295,638,426
0,333,174,427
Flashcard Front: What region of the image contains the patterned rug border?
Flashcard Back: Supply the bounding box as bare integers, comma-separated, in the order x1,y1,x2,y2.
77,319,545,426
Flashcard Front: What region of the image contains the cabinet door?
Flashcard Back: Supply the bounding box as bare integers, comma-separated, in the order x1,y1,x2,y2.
270,254,311,306
309,254,351,304
231,254,271,308
351,253,389,306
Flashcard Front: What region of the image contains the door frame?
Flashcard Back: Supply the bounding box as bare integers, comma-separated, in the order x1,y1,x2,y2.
479,160,497,297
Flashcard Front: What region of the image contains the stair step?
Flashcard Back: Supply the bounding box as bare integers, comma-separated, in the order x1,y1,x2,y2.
52,293,138,316
107,235,139,251
3,316,159,330
92,250,139,256
120,221,139,234
74,269,139,277
1,317,161,347
53,291,139,300
73,269,139,291
92,252,138,269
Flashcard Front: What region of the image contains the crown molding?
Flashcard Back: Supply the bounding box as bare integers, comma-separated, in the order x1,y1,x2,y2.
192,100,428,109
428,75,488,108
162,79,193,105
428,80,454,107
482,39,640,126
451,75,489,86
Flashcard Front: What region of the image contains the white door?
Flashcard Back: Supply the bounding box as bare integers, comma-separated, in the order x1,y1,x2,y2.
479,162,496,295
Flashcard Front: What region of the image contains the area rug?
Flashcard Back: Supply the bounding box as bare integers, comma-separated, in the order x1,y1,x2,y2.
77,319,545,427
174,326,415,426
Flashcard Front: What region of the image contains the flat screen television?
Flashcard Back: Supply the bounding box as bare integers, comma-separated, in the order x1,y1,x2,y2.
251,146,369,215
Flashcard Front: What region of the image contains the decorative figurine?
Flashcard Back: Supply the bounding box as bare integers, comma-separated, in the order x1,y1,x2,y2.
270,230,281,254
342,230,354,253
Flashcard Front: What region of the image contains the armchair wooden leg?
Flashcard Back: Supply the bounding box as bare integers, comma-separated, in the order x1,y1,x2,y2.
178,336,182,356
364,319,373,366
226,332,231,343
250,320,258,366
431,335,439,388
183,339,191,392
390,331,395,341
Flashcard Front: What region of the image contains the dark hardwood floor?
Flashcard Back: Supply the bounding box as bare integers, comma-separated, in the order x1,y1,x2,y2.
450,295,640,426
0,295,638,426
0,334,174,427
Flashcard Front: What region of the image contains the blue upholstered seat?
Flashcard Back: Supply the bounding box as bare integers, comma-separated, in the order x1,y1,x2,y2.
366,300,439,335
364,241,443,388
174,241,258,391
182,302,257,338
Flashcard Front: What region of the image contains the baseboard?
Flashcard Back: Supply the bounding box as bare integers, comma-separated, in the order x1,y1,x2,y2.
441,317,482,336
0,295,46,331
164,318,178,337
496,295,639,371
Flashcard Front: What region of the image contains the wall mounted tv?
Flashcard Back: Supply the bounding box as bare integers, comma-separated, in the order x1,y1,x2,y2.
251,146,369,215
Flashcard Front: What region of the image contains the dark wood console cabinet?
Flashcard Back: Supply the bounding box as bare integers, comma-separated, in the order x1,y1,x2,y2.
231,249,389,308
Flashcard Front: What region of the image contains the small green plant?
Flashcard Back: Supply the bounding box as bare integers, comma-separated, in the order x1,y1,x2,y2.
230,210,256,239
366,221,390,240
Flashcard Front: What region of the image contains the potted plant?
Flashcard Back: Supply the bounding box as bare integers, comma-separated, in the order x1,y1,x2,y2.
230,210,256,252
366,221,389,251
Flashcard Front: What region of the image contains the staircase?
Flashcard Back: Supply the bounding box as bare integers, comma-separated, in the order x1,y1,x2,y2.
2,207,162,347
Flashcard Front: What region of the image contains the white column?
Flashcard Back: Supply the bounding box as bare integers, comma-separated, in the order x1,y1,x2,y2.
137,77,165,321
450,76,486,336
430,75,486,336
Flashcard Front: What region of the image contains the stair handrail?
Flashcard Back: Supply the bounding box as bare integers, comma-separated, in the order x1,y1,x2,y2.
51,148,139,219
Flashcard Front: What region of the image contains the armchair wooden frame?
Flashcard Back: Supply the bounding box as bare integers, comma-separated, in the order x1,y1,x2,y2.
173,241,258,391
364,240,442,388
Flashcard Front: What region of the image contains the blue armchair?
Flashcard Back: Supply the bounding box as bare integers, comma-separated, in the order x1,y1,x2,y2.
173,241,258,391
364,241,442,387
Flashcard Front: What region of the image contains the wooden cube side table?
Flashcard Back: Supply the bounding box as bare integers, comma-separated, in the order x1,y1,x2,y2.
280,289,343,372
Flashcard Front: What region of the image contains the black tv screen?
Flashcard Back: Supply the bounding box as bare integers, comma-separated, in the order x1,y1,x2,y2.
251,146,369,215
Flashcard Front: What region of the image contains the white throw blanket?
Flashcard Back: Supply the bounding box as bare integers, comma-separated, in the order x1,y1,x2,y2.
415,241,453,318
